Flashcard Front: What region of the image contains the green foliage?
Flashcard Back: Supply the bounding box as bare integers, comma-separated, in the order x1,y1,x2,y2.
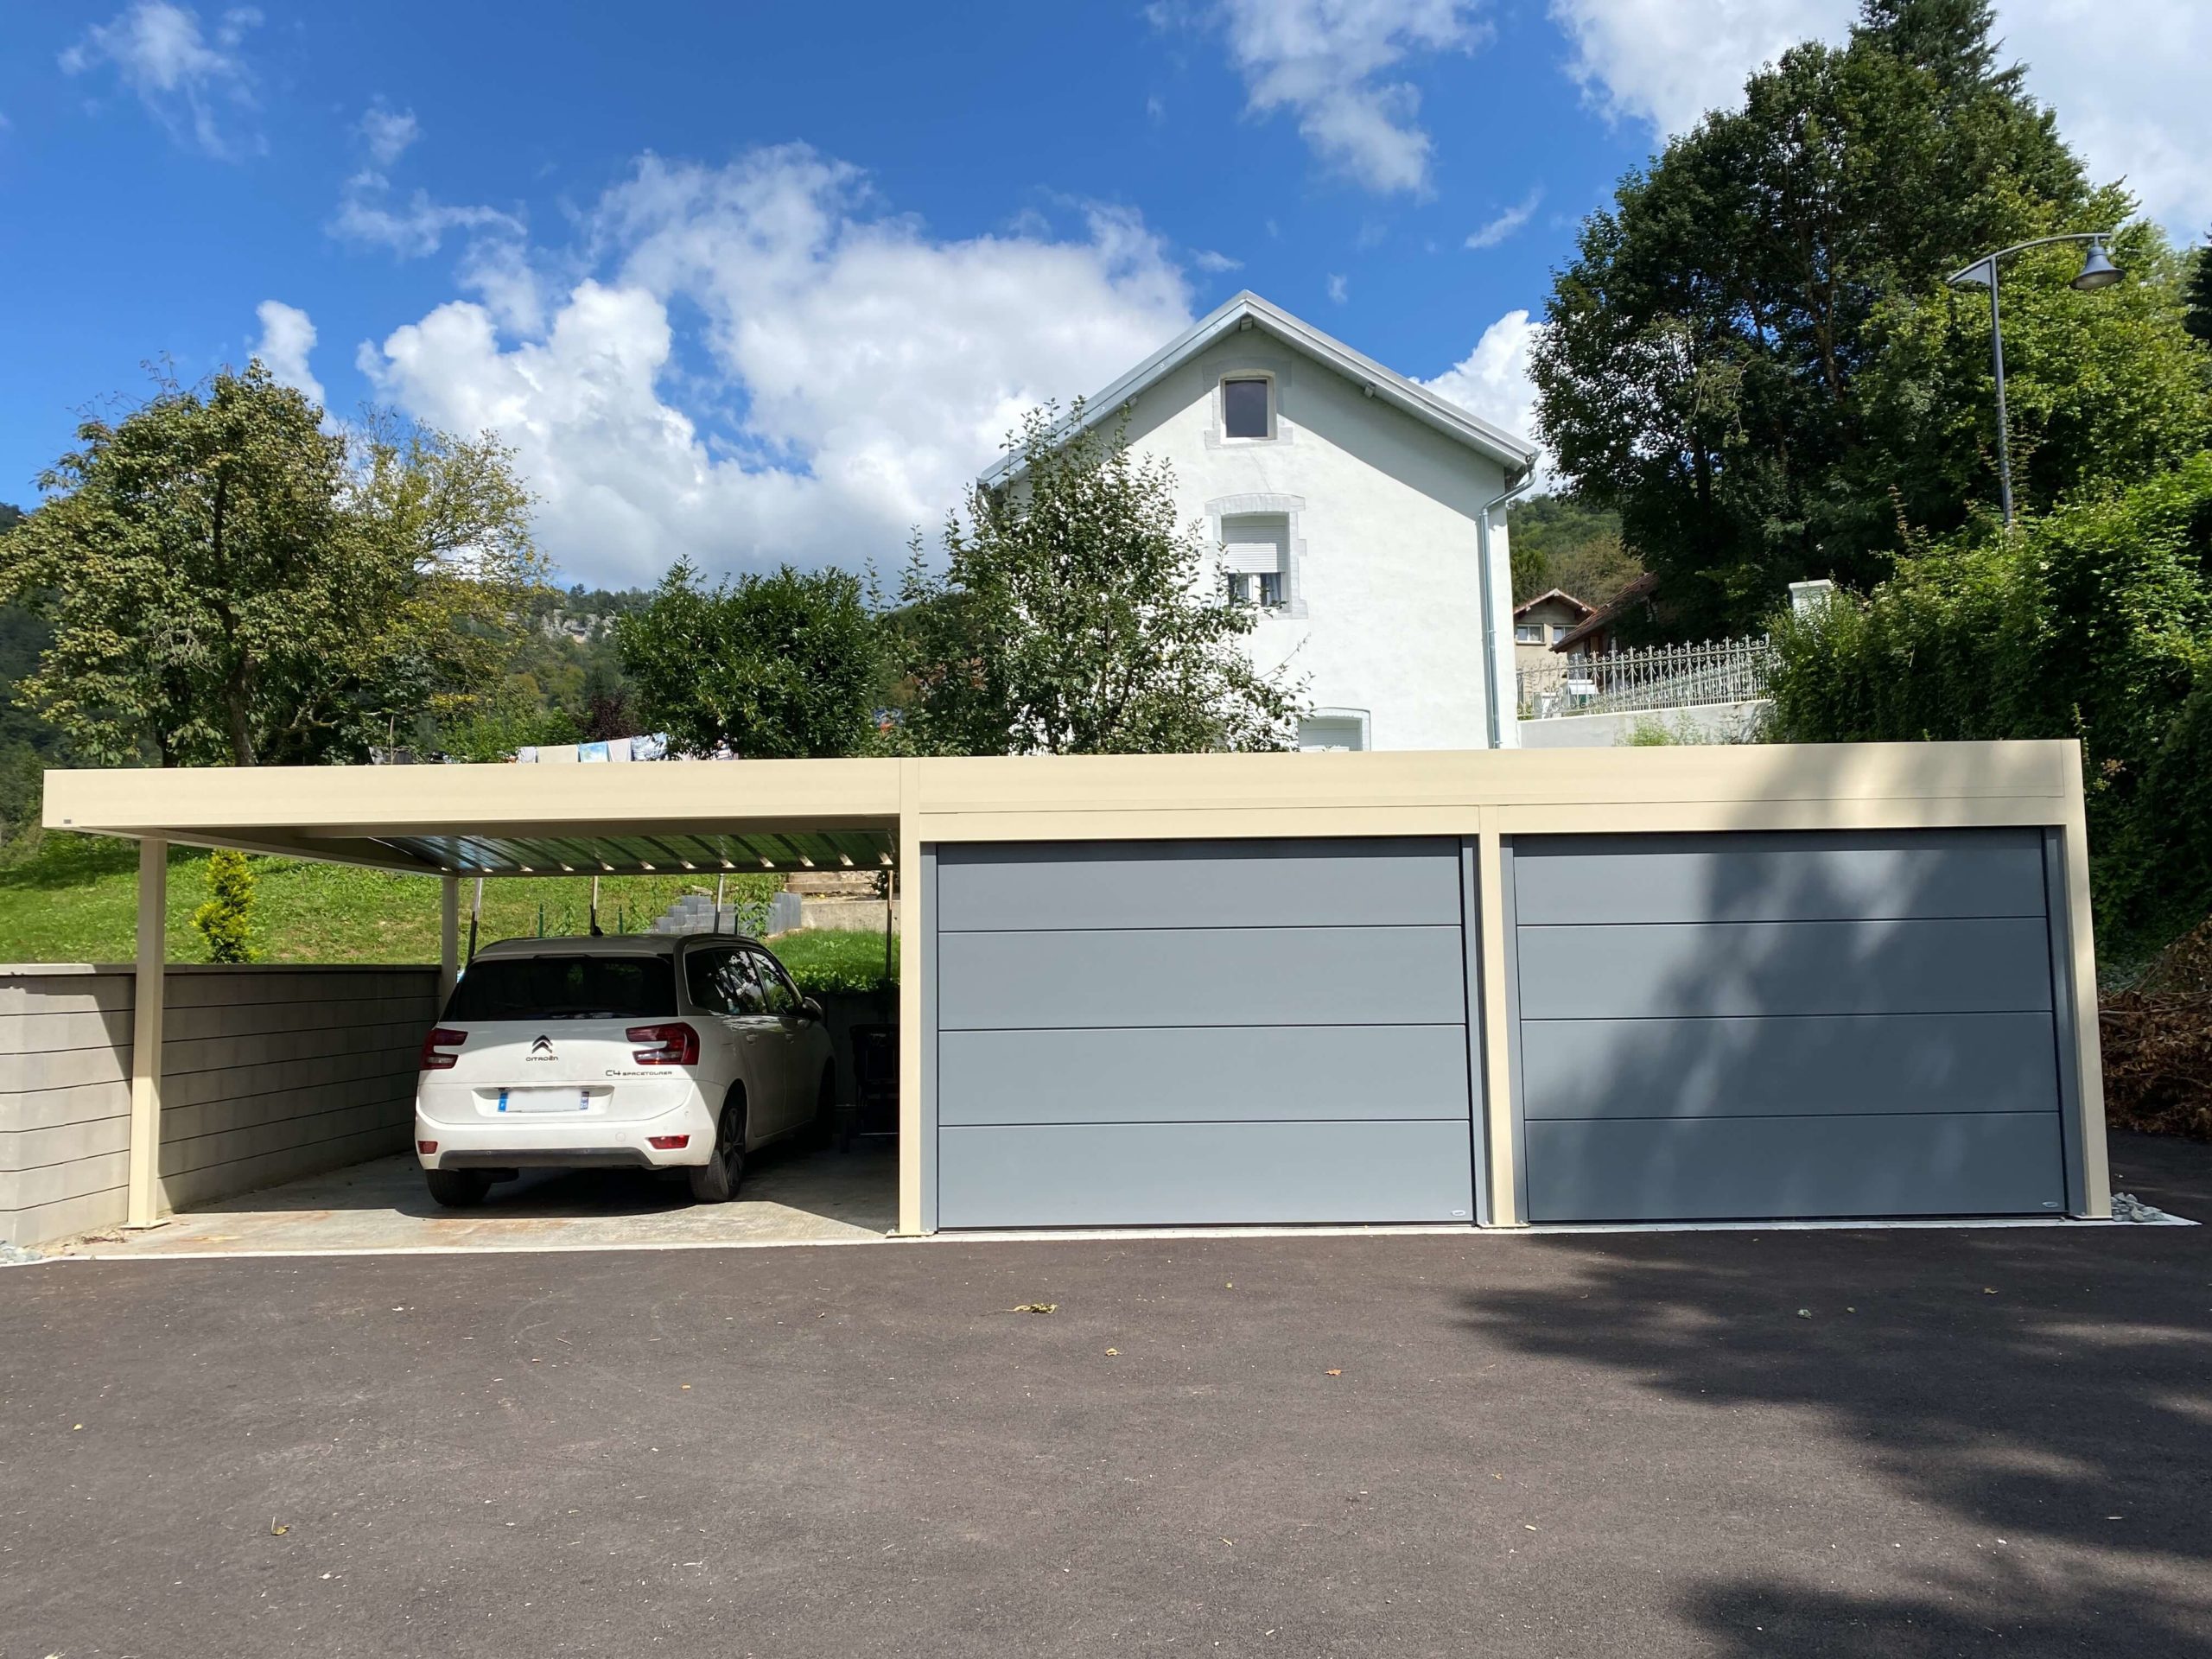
1508,493,1643,606
616,560,882,758
0,365,543,768
437,685,582,763
769,928,900,995
1853,221,2212,538
1533,0,2109,635
2185,234,2212,345
192,848,257,963
1768,454,2212,952
893,402,1305,755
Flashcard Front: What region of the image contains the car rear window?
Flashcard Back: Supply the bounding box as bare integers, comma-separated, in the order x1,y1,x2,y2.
443,955,677,1022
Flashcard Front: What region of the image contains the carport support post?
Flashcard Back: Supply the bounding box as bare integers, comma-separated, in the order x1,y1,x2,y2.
125,836,167,1229
439,874,461,1005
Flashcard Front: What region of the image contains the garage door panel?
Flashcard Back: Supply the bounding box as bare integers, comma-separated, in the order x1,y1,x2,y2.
1520,1012,2062,1121
940,1025,1471,1126
1512,830,2047,926
938,1120,1476,1227
938,925,1467,1031
938,838,1461,932
1523,1113,2067,1221
1515,918,2055,1020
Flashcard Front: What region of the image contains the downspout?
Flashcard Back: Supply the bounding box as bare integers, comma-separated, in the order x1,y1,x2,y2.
1477,463,1535,749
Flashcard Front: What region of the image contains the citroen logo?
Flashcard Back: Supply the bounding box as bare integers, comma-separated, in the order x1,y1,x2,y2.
530,1035,555,1058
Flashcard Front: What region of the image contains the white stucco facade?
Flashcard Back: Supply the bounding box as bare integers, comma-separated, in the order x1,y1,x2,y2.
985,294,1535,752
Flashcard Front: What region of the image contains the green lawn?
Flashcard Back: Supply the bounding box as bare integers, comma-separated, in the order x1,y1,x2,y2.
0,832,898,992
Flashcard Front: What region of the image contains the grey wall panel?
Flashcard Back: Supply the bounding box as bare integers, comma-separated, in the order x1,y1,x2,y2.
1519,1011,2063,1121
1523,1112,2067,1221
938,1119,1477,1227
939,925,1467,1031
939,1024,1469,1126
937,838,1460,932
1512,830,2047,925
1515,918,2056,1020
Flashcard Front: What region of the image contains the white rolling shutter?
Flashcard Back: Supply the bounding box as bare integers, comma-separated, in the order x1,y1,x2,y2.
1222,515,1287,575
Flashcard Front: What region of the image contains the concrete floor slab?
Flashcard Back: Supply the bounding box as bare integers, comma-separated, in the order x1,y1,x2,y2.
52,1139,899,1258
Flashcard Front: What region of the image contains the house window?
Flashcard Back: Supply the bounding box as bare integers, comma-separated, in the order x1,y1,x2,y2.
1515,623,1542,645
1221,512,1288,611
1222,376,1272,440
1550,624,1571,645
1299,710,1370,751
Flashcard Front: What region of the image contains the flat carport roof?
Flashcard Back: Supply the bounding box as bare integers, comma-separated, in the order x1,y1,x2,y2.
43,741,2110,1240
45,756,905,876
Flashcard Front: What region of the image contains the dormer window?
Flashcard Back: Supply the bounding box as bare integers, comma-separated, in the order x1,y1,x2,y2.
1222,376,1272,440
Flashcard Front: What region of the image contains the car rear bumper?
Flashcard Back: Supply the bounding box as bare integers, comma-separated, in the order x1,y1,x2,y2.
434,1147,662,1171
413,1096,716,1171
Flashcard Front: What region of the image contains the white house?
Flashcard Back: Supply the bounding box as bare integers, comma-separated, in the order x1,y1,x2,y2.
977,291,1537,751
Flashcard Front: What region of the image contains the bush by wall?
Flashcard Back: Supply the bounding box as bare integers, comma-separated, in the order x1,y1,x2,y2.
1768,454,2212,964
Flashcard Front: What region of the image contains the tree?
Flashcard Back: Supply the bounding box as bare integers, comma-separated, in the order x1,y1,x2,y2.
0,364,542,767
192,849,257,963
1507,493,1644,606
615,560,882,758
2185,232,2212,345
1852,225,2212,531
1766,452,2212,951
892,403,1304,755
1533,0,2101,635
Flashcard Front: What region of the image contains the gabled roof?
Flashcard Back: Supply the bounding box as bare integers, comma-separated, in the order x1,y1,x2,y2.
1512,588,1594,621
1554,571,1659,652
976,290,1538,490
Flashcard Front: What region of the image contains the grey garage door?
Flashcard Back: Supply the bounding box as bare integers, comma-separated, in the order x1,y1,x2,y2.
1508,829,2078,1223
930,838,1480,1228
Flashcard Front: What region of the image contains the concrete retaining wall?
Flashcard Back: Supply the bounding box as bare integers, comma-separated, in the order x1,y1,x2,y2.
0,964,439,1248
1518,700,1772,749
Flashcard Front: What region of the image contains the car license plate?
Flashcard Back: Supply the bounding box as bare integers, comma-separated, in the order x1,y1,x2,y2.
495,1088,592,1114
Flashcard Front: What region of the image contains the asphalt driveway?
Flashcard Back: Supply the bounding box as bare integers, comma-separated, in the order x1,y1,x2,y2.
3,1134,2209,1659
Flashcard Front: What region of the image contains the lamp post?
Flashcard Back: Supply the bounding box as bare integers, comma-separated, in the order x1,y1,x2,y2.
1946,233,2124,528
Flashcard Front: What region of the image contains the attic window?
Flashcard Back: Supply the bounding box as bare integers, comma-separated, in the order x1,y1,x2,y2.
1223,377,1271,439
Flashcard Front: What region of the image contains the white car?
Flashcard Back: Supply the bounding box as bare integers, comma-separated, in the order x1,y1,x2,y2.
413,933,836,1208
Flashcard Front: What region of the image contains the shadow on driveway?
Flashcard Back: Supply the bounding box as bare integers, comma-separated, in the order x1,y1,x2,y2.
1458,1131,2212,1654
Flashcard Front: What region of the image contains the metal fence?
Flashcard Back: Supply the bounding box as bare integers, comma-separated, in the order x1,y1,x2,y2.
1518,636,1776,718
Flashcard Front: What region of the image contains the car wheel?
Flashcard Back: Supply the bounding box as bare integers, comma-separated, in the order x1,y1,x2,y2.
425,1168,492,1209
688,1096,746,1204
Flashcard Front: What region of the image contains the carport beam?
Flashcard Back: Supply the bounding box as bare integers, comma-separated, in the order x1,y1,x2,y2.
125,836,166,1229
439,875,461,1004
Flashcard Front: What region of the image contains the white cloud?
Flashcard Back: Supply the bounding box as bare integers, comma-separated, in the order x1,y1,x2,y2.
359,146,1196,588
1215,0,1488,194
1548,0,1847,140
60,1,262,158
1421,308,1546,480
251,299,324,410
1465,187,1542,250
329,105,523,259
1548,0,2212,232
1326,272,1350,303
359,105,420,168
1192,248,1243,273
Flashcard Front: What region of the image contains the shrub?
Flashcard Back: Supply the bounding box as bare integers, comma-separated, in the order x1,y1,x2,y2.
1768,454,2212,959
192,849,257,963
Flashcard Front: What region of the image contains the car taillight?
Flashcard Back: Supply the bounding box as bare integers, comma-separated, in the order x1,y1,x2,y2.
627,1022,700,1065
419,1027,467,1071
417,1141,438,1154
647,1135,690,1150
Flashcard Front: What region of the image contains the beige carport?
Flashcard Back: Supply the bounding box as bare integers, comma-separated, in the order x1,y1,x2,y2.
42,740,2113,1237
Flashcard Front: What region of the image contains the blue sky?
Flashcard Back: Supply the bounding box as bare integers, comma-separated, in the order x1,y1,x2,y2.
3,1,2202,588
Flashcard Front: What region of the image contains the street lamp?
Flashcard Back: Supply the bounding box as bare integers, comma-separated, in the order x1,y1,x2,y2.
1946,232,2125,527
